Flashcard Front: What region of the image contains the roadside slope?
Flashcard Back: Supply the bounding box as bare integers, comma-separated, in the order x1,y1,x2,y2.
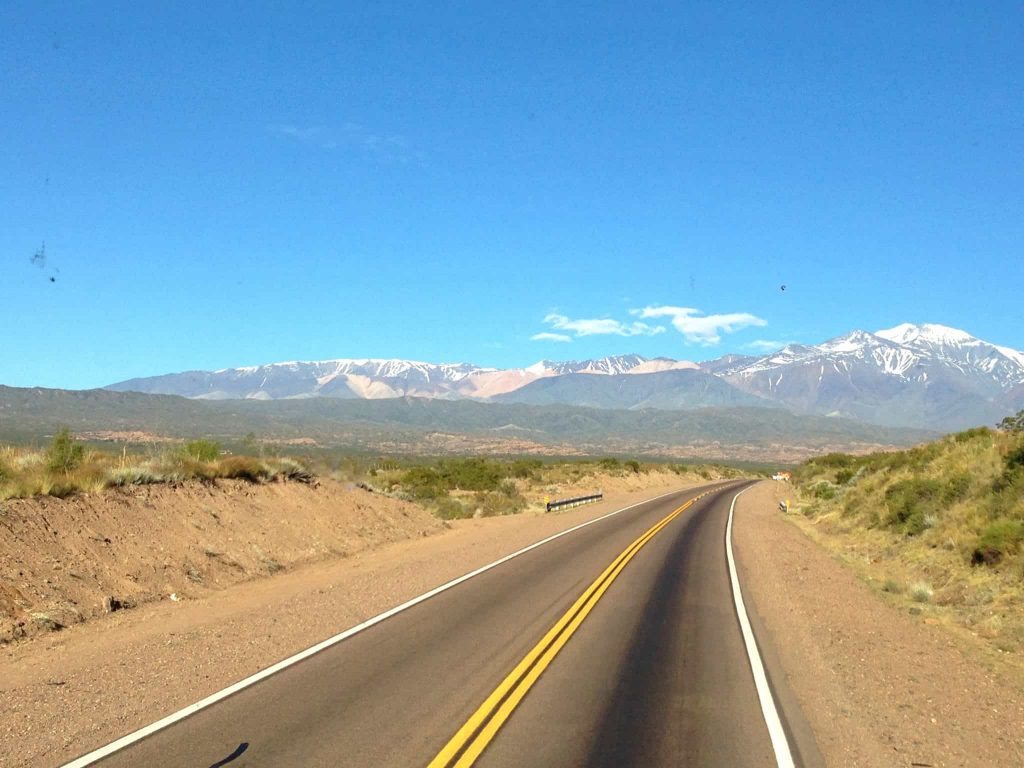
0,478,443,643
733,480,1024,767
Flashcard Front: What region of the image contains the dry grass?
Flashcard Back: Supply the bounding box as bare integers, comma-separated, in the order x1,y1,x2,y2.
0,441,315,501
792,426,1024,653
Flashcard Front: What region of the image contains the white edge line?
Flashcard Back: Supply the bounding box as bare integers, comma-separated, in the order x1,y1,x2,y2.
726,485,797,768
61,486,693,768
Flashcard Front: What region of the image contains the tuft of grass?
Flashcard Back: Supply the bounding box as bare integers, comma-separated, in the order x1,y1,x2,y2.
183,439,221,462
882,578,903,594
217,456,272,483
910,582,933,603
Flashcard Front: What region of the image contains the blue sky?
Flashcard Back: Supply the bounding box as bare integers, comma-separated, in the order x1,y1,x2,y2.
3,2,1022,389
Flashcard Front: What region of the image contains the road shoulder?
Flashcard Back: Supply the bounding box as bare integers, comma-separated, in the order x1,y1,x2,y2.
732,480,1024,767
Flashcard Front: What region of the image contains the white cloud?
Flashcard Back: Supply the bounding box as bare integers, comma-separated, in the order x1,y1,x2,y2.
633,306,766,346
530,332,572,343
543,313,665,338
267,124,324,141
745,339,797,353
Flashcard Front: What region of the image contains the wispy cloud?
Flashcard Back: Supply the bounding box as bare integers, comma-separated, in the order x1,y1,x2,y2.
267,124,325,141
632,306,766,346
543,313,665,338
744,339,797,353
530,332,572,343
267,122,423,163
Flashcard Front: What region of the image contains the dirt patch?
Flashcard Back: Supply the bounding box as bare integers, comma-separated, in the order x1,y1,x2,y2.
733,481,1024,767
0,478,443,643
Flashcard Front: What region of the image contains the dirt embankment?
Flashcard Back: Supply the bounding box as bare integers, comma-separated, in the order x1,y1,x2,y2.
0,478,443,643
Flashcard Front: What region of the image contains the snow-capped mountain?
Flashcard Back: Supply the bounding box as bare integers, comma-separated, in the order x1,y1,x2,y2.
105,324,1024,431
525,354,697,377
106,355,698,401
711,324,1024,429
107,359,496,401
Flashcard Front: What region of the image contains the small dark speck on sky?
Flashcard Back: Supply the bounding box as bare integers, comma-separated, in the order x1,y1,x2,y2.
31,242,60,283
31,243,47,269
780,284,787,292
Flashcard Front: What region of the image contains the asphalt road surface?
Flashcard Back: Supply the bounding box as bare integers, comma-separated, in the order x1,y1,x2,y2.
73,481,820,768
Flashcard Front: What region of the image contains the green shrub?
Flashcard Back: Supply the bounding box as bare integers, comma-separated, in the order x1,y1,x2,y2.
884,478,944,535
47,427,84,474
835,468,855,485
184,439,221,462
943,472,973,504
954,426,992,443
1005,440,1024,473
812,453,856,469
812,480,837,500
510,459,542,479
625,460,641,474
972,519,1024,565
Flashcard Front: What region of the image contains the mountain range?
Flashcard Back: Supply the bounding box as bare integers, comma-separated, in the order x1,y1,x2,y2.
106,323,1024,431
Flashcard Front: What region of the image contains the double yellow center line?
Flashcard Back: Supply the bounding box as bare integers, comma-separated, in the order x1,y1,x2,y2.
427,492,707,768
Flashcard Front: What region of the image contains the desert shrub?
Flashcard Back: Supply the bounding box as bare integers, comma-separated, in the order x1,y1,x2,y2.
835,468,856,485
402,466,445,499
183,439,221,462
943,472,973,504
972,519,1024,566
1005,439,1024,473
884,478,944,535
625,460,641,474
433,496,471,520
811,480,837,500
217,456,271,482
812,453,856,469
47,427,84,474
497,479,519,497
271,458,315,483
477,490,526,517
510,458,542,479
598,457,621,471
954,426,992,443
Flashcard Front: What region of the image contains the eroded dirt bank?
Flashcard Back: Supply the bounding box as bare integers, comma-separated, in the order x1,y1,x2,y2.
0,478,445,644
733,481,1024,767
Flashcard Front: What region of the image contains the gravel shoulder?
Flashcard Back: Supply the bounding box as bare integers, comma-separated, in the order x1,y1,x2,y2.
732,481,1024,767
0,478,688,768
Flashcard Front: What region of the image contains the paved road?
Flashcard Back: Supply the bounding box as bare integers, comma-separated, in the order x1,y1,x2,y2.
79,481,819,767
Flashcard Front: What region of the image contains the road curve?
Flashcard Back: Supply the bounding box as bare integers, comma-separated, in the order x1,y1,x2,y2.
72,481,820,768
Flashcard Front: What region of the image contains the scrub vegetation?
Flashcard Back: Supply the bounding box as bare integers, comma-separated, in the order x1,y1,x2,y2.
330,454,748,520
792,411,1024,652
0,428,313,500
1,428,749,523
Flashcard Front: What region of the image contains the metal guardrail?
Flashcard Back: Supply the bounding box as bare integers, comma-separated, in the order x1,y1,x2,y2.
546,492,603,513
